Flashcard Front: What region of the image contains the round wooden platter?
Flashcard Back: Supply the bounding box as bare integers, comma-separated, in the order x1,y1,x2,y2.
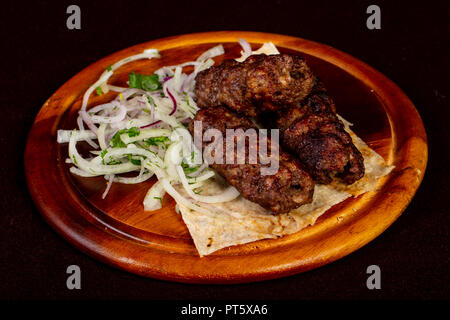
25,31,427,284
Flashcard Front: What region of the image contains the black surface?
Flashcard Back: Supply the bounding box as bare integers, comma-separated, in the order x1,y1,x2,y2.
1,0,449,300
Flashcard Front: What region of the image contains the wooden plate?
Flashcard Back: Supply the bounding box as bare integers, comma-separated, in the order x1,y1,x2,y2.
24,31,427,283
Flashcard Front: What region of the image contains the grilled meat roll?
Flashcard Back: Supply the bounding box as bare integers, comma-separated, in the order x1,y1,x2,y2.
194,54,316,117
262,80,365,184
194,52,365,185
189,106,314,214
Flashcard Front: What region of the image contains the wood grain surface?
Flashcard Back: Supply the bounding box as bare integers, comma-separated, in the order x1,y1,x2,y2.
24,31,427,283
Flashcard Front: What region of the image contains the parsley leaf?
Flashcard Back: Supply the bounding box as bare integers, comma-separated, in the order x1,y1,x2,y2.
127,154,141,166
110,132,126,148
127,127,140,137
145,136,169,146
110,127,140,148
128,71,162,91
95,86,103,96
107,159,122,165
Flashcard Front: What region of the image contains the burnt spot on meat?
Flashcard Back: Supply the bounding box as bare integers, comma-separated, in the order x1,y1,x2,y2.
290,71,305,79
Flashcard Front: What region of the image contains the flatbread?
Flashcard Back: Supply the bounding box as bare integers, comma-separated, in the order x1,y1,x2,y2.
177,117,394,256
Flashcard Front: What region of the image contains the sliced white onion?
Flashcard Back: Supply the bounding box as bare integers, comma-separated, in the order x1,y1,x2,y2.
196,44,224,62
238,38,252,56
89,101,127,124
112,171,153,185
120,128,171,145
188,169,215,182
102,146,165,169
76,114,98,149
176,166,240,203
159,178,214,216
57,129,96,143
97,123,108,150
102,174,115,199
143,181,166,211
69,167,97,177
69,131,140,175
164,141,183,180
107,84,128,92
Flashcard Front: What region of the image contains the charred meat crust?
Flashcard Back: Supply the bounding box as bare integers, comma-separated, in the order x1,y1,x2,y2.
189,106,314,214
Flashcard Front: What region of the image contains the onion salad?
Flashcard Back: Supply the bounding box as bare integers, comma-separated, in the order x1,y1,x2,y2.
57,40,279,214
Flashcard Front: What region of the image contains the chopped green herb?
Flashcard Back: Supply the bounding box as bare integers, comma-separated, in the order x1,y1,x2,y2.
107,65,112,71
128,71,138,88
128,71,162,91
107,159,122,165
110,127,140,148
145,136,169,146
127,154,141,166
95,86,103,96
110,132,126,148
135,142,147,150
72,155,78,165
193,189,202,195
153,196,162,205
147,96,156,106
100,149,108,164
127,127,140,137
181,161,198,175
183,92,194,110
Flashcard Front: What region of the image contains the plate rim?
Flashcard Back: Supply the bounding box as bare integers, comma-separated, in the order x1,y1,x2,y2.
24,31,428,284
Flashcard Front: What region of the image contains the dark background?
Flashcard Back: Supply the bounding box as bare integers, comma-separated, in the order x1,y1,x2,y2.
1,0,449,300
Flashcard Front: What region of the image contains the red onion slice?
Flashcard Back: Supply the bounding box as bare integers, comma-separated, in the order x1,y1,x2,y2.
79,111,99,134
167,88,178,116
140,120,162,129
89,101,127,124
